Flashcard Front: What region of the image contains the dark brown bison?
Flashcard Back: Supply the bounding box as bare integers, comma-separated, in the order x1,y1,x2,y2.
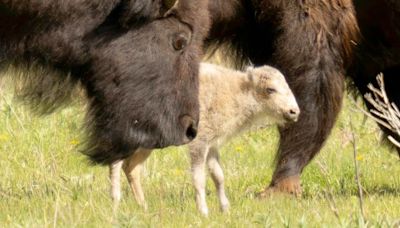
350,0,400,154
206,0,399,196
0,0,210,164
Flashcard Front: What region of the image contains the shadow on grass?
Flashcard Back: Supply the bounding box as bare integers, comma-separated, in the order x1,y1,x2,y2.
302,183,400,200
362,184,400,196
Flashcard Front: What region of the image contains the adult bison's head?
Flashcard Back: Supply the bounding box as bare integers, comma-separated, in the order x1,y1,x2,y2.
83,0,210,164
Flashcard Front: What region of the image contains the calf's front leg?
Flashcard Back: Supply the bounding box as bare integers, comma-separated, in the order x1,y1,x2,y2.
122,148,153,210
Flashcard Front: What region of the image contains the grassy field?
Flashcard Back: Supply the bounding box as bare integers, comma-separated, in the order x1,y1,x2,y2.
0,75,399,227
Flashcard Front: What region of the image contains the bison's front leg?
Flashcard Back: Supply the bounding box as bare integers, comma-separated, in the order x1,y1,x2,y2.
259,0,358,197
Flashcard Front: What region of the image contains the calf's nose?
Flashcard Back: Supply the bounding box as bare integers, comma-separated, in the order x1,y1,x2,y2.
284,107,300,122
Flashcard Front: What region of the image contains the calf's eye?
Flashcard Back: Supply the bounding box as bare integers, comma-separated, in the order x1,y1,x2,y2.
266,88,276,95
172,33,188,51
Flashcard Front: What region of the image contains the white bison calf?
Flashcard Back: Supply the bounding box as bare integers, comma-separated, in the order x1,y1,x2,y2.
109,63,300,214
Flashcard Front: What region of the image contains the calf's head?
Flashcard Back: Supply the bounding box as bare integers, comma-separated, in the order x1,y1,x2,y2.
247,66,300,125
83,0,210,164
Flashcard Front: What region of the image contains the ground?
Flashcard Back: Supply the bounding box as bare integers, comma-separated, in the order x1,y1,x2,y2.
0,73,399,227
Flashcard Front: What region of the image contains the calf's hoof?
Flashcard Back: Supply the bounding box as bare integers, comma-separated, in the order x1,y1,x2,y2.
220,202,230,213
257,175,302,198
141,202,148,212
199,206,209,217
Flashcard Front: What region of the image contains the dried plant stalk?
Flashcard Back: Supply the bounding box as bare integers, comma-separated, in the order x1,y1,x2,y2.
364,73,400,147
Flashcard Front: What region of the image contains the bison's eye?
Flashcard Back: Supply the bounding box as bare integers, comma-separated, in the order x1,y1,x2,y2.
172,33,189,51
266,88,276,95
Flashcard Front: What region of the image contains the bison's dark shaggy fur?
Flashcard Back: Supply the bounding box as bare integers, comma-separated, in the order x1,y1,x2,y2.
0,0,210,164
208,0,400,195
206,0,359,195
350,0,400,156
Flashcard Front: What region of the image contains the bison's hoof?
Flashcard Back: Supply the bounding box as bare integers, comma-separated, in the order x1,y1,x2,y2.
257,175,302,198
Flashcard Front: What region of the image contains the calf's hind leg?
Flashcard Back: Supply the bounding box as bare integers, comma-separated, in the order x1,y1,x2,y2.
189,143,210,216
110,160,124,206
122,148,152,210
207,147,229,213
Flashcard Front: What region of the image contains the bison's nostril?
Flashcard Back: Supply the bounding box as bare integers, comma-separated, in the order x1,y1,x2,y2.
186,123,197,140
180,115,198,142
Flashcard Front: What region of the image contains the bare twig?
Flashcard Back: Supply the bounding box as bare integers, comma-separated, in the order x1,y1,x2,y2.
348,98,393,131
388,136,400,148
362,73,400,147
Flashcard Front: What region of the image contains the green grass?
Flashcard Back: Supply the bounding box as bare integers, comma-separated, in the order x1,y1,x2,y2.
0,77,399,228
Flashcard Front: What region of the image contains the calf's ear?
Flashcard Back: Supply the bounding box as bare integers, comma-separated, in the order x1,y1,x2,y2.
245,66,256,85
246,66,254,72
